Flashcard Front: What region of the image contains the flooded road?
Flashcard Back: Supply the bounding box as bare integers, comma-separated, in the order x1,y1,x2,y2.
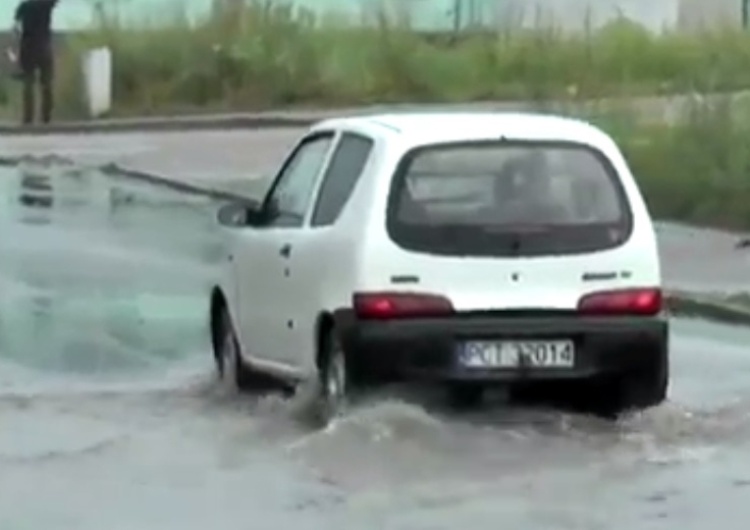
0,159,749,529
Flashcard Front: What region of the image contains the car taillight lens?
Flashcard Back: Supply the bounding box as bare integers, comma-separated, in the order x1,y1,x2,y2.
353,292,453,319
577,288,662,316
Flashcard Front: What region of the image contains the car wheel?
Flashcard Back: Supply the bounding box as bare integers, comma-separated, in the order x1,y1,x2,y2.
618,349,669,412
591,349,669,418
447,383,485,409
313,328,351,427
216,309,254,392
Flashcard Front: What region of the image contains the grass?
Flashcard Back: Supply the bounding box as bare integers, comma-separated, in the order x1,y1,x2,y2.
3,1,750,231
594,96,750,231
34,1,750,117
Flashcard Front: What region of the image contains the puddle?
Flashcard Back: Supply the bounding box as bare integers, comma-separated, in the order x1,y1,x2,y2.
0,162,226,384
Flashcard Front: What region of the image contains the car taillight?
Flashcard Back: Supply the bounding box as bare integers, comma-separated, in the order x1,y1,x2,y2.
577,288,662,316
353,292,454,319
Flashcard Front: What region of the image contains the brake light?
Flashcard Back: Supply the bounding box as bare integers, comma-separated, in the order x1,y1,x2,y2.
353,292,453,319
577,288,662,316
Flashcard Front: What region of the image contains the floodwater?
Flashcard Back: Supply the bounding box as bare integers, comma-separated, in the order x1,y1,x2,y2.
0,160,750,529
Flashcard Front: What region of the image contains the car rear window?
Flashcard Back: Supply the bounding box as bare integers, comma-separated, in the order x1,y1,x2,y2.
386,140,633,257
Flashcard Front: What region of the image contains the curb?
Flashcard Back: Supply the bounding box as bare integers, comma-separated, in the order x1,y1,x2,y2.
6,154,750,329
666,292,750,326
0,90,725,136
99,163,260,206
99,165,750,332
0,153,259,205
0,89,745,136
0,114,317,136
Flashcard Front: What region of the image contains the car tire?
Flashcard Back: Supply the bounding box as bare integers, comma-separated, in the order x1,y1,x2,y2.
618,349,669,411
592,349,669,417
312,327,351,427
215,308,255,392
447,383,485,409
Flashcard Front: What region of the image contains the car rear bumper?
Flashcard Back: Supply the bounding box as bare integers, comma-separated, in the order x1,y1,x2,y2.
333,310,668,383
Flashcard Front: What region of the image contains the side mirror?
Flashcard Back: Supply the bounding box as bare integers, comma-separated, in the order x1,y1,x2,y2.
216,201,262,227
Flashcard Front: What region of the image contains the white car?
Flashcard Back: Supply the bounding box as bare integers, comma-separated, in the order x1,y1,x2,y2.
209,112,668,424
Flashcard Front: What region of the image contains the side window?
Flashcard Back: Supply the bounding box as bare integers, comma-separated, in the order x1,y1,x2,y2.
311,133,374,227
265,133,334,227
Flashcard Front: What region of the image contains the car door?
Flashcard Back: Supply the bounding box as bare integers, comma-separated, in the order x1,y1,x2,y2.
282,132,375,370
236,131,336,367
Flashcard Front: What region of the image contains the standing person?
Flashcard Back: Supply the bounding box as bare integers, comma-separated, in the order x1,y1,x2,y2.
13,0,59,125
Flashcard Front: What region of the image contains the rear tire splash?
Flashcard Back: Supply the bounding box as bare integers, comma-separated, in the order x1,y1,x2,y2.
302,327,353,429
215,309,256,393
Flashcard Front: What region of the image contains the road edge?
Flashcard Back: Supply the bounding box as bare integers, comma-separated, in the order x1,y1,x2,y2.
0,90,739,135
666,291,750,326
0,114,318,136
100,163,261,206
107,164,750,328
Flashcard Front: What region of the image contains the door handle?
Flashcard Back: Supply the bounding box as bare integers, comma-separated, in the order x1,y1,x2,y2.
279,243,292,258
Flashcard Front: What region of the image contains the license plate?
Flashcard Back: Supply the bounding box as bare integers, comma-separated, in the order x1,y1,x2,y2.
459,340,575,369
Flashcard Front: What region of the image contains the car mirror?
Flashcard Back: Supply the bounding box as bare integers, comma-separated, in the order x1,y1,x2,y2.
265,196,282,220
216,201,262,227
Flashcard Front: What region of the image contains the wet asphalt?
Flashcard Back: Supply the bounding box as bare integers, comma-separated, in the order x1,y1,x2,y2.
0,141,750,529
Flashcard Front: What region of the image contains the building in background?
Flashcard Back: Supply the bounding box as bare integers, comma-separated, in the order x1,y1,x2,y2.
1,0,746,33
677,0,742,31
372,0,745,32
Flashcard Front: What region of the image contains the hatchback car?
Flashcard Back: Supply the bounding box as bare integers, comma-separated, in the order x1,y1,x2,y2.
209,112,668,425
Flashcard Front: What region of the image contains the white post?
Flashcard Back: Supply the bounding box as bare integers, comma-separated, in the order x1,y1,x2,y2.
81,47,113,119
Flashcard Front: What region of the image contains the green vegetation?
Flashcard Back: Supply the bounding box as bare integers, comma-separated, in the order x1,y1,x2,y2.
3,2,750,230
49,2,750,116
597,96,750,231
603,98,750,230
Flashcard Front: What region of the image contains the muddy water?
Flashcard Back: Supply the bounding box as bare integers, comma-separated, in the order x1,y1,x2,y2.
0,163,749,529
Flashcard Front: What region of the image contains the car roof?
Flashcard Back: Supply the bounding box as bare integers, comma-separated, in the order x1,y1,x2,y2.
313,112,611,145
